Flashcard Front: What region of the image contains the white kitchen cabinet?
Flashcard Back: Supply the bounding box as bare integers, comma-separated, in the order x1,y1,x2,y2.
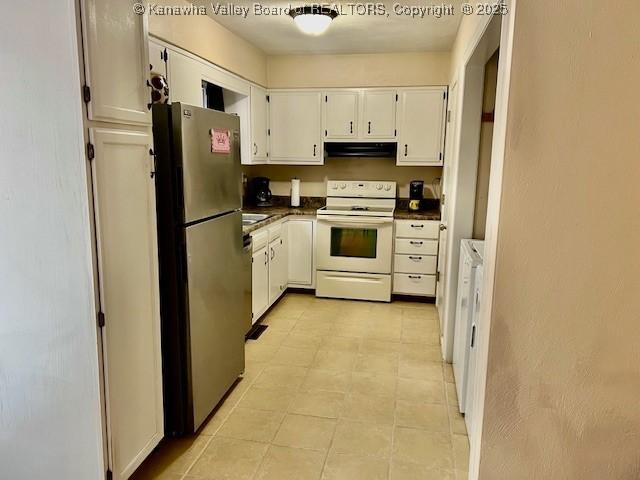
167,49,204,107
249,85,269,164
268,91,323,164
323,91,359,139
288,219,315,286
269,237,287,304
148,40,167,77
397,87,447,166
362,89,397,138
251,246,269,324
81,0,151,125
90,127,163,479
393,219,439,297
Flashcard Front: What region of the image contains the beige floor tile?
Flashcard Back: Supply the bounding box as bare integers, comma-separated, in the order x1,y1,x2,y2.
400,343,442,362
320,335,362,353
331,323,368,338
340,393,395,425
217,408,284,443
256,329,288,346
364,327,402,342
331,419,393,458
452,434,470,472
322,452,389,480
254,365,308,389
242,360,267,381
282,333,324,350
448,406,467,435
262,315,299,332
237,384,295,412
273,414,337,451
350,372,397,399
401,328,440,345
288,390,345,418
444,364,455,383
255,445,325,480
398,358,443,381
245,343,280,363
395,400,450,433
312,350,357,372
392,427,453,469
396,378,445,404
301,369,352,393
354,353,399,376
131,436,210,479
446,382,459,407
360,339,402,355
292,321,335,337
187,437,268,479
270,345,317,367
269,302,308,318
390,461,454,480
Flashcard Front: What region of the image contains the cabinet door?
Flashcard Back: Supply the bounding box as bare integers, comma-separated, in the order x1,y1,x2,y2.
323,91,358,139
397,88,447,166
90,128,163,479
269,91,322,164
288,220,314,285
149,40,167,77
81,0,150,125
167,49,204,107
252,247,269,323
249,85,269,164
269,238,286,304
362,90,397,138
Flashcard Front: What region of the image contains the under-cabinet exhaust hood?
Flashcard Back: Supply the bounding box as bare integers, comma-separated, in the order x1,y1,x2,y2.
324,142,397,158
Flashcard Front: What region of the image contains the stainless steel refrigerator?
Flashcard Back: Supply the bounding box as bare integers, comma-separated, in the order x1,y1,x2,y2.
152,103,247,435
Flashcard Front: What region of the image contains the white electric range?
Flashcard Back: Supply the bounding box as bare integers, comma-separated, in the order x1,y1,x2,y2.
316,180,396,302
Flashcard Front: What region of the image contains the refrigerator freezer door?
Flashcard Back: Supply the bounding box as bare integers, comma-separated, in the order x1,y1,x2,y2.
173,103,242,223
184,210,246,430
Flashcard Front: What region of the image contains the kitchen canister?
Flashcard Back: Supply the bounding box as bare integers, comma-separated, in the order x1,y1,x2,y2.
290,178,300,207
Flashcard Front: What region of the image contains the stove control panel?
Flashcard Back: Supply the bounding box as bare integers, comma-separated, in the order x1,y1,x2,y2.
327,180,397,198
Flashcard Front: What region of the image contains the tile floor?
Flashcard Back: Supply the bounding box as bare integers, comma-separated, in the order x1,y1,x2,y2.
132,293,469,480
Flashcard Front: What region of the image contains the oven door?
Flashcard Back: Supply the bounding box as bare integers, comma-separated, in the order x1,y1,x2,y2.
317,216,393,274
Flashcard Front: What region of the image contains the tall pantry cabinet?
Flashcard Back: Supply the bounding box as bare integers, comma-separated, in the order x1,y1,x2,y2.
80,1,163,479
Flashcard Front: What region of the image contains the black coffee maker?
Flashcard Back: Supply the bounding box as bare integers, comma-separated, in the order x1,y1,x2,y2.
250,177,272,206
409,180,424,211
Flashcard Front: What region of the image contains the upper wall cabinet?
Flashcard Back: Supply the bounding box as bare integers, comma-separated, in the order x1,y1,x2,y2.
323,91,359,140
166,50,204,107
362,89,398,139
269,91,323,165
396,87,447,166
249,85,269,164
81,0,151,125
149,40,167,78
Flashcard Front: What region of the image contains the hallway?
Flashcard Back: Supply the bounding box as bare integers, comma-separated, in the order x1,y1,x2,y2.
133,293,469,479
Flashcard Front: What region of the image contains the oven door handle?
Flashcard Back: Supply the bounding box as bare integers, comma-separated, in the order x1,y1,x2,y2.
317,216,393,226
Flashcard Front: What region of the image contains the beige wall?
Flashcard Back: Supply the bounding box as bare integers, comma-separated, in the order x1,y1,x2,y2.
479,1,640,478
243,158,441,198
267,52,450,88
148,0,267,85
449,14,487,81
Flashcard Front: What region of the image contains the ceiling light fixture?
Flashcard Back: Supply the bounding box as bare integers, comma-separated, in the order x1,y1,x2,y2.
288,6,339,36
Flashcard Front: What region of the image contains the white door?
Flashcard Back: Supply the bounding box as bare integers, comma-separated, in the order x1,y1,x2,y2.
269,91,322,164
362,90,397,138
436,82,458,321
81,0,150,125
250,85,269,163
397,88,447,166
90,128,163,480
148,40,167,77
252,247,269,323
288,220,314,285
269,237,286,304
167,49,204,106
323,91,358,139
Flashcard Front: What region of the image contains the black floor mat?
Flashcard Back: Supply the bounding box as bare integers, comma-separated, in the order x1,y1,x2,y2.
246,324,268,340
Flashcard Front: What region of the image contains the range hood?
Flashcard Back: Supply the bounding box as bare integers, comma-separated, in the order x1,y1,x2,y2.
324,142,397,158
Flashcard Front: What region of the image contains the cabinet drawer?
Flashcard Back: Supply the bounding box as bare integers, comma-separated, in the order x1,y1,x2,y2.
395,220,439,239
395,238,438,255
394,254,437,274
268,223,282,241
393,273,436,296
251,230,268,252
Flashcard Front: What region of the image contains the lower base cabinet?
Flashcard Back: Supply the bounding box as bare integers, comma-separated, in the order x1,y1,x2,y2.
393,219,439,297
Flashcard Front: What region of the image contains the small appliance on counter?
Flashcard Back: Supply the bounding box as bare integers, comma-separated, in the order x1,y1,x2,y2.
409,180,424,211
250,176,272,206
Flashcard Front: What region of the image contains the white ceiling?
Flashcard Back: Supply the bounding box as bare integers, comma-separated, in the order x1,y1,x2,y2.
196,1,464,55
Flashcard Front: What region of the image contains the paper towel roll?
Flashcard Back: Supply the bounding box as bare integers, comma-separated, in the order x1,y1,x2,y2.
290,178,300,207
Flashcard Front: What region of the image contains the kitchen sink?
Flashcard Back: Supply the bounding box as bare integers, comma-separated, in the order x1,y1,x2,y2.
242,213,272,226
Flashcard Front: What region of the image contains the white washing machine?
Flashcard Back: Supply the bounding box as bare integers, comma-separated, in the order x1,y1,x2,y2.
464,255,484,440
452,239,484,413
